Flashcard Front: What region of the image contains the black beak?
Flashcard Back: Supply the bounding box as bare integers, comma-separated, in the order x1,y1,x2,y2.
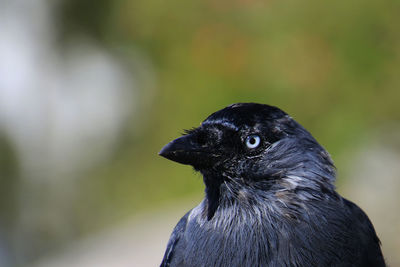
159,133,219,167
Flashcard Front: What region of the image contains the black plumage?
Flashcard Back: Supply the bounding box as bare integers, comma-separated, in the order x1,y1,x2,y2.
159,103,385,267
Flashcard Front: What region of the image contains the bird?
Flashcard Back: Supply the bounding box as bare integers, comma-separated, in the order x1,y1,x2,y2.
159,103,385,267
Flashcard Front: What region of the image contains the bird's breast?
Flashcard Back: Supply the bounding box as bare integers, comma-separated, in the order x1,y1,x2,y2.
181,200,280,266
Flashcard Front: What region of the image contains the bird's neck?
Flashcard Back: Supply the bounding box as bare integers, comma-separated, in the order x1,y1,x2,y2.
202,173,223,220
201,164,337,221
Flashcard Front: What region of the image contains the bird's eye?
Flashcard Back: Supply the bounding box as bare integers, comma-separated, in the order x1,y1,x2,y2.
245,135,261,149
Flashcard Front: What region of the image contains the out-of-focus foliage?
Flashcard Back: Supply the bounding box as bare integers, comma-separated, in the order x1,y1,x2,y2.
1,0,400,265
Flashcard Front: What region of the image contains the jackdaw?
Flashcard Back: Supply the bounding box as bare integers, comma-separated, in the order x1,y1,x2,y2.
159,103,385,267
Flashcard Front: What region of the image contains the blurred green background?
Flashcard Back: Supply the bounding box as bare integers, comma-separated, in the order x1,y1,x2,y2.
0,0,399,266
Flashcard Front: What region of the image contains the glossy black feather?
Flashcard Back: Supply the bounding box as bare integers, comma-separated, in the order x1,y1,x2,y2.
161,212,190,267
159,103,385,267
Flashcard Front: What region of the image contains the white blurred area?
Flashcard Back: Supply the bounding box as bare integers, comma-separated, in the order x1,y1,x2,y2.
0,0,148,265
0,0,135,179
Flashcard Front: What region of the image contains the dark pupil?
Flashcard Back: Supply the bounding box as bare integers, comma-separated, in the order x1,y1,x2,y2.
249,137,256,144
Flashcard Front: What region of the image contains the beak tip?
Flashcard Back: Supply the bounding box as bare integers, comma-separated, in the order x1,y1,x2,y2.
159,142,173,158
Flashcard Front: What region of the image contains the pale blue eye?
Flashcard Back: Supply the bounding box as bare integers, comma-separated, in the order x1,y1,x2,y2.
245,135,261,149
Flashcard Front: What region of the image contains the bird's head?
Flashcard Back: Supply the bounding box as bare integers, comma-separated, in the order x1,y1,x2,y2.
160,103,335,191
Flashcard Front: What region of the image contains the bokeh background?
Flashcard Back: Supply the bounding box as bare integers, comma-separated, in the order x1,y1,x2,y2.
0,0,399,266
